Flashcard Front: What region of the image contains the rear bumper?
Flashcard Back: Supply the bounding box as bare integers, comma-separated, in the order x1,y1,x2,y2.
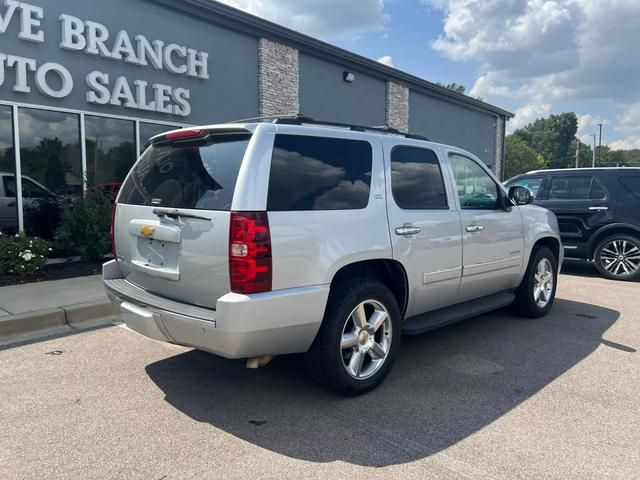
102,260,329,359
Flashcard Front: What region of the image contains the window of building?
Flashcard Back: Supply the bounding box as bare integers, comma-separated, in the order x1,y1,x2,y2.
390,146,447,209
508,176,543,197
449,153,499,209
85,116,136,194
549,176,605,200
139,123,180,154
0,106,18,234
18,108,82,239
267,134,372,211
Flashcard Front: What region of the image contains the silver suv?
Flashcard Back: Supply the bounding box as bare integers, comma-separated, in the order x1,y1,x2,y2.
103,117,563,395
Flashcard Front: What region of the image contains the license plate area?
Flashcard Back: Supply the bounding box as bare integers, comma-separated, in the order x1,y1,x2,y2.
132,237,180,281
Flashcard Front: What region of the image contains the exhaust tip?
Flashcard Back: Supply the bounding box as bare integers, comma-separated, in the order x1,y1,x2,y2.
246,355,274,369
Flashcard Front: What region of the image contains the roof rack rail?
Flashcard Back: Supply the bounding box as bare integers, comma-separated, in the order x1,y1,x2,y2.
269,114,429,141
229,113,302,123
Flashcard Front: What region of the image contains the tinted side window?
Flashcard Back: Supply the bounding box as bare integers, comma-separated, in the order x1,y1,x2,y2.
391,146,447,209
619,176,640,199
508,176,543,197
449,153,499,209
3,176,16,197
549,176,603,200
22,179,49,198
267,135,372,211
590,178,606,199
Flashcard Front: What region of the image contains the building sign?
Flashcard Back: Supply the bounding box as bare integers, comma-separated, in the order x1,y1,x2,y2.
0,0,209,117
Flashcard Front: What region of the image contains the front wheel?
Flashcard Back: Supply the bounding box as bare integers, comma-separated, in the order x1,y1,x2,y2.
513,246,558,318
593,234,640,281
304,279,401,395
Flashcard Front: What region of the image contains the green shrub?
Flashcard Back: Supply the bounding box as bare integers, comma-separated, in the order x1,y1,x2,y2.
0,233,50,277
55,189,112,262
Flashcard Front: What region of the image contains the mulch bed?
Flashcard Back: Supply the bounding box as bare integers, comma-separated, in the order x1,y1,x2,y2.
0,261,103,287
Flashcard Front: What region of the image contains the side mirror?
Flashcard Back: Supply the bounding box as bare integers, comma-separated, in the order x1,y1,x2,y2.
508,185,534,206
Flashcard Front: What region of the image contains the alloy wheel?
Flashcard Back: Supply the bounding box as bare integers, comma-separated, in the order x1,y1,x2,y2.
340,299,392,379
533,258,554,308
600,239,640,277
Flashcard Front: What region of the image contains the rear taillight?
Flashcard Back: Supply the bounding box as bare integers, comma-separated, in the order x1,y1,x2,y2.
111,202,117,260
229,212,272,294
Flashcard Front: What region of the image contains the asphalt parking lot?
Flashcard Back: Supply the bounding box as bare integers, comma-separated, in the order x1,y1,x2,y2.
1,263,638,480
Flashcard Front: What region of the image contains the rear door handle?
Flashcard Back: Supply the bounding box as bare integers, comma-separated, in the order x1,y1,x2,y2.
588,206,608,211
395,225,421,235
465,225,485,233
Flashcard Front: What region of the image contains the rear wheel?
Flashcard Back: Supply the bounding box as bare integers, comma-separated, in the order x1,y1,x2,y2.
305,279,401,395
593,234,640,281
513,246,558,318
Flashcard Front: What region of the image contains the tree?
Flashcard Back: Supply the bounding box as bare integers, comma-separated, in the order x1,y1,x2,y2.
512,113,578,169
505,135,548,179
436,82,466,95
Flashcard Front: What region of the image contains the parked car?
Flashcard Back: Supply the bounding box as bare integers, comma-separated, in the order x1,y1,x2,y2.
103,117,563,395
0,172,59,234
506,167,640,281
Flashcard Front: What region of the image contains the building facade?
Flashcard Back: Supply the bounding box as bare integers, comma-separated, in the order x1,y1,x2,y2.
0,0,512,240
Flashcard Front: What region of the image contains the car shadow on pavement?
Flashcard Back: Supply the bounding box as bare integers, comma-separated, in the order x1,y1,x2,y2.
560,260,602,278
145,298,619,467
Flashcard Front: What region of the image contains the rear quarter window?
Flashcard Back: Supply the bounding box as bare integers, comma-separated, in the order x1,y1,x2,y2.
267,134,372,211
619,176,640,199
118,134,250,211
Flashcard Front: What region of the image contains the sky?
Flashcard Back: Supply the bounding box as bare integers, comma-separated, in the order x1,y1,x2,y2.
216,0,640,150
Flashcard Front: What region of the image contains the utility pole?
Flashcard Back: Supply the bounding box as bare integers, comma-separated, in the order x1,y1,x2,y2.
598,123,603,164
592,134,597,168
575,137,580,168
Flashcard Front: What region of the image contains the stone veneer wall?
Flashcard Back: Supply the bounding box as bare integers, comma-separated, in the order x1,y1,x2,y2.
386,82,409,132
258,38,299,116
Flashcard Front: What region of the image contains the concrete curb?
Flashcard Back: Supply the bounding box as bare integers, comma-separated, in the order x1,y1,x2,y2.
0,299,113,339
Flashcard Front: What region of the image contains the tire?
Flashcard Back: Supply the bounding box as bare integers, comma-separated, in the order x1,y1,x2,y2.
593,234,640,281
305,279,401,396
513,246,558,318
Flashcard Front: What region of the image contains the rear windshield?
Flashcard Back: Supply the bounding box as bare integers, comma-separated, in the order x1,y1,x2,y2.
118,134,251,210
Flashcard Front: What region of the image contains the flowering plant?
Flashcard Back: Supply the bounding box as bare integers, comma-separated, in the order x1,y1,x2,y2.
0,232,50,277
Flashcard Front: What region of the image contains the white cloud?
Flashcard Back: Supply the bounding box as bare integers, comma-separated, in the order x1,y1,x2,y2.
508,102,552,131
577,114,606,139
427,0,640,143
216,0,389,39
470,72,513,98
609,136,640,150
608,103,640,150
377,55,394,67
615,103,640,133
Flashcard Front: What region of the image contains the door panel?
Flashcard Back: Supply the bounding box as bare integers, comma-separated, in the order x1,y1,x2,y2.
535,175,615,250
447,152,524,301
384,141,463,316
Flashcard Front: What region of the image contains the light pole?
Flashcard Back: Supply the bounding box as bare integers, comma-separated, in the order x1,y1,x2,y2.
592,134,596,168
598,123,603,164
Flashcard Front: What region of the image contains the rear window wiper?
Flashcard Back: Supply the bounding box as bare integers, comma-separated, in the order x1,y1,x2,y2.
152,208,211,221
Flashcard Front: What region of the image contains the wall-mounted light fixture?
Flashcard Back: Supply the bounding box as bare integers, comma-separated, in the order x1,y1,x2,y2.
343,71,355,83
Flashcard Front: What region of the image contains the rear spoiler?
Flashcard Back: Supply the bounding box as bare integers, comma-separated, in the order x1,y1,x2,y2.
147,127,252,149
